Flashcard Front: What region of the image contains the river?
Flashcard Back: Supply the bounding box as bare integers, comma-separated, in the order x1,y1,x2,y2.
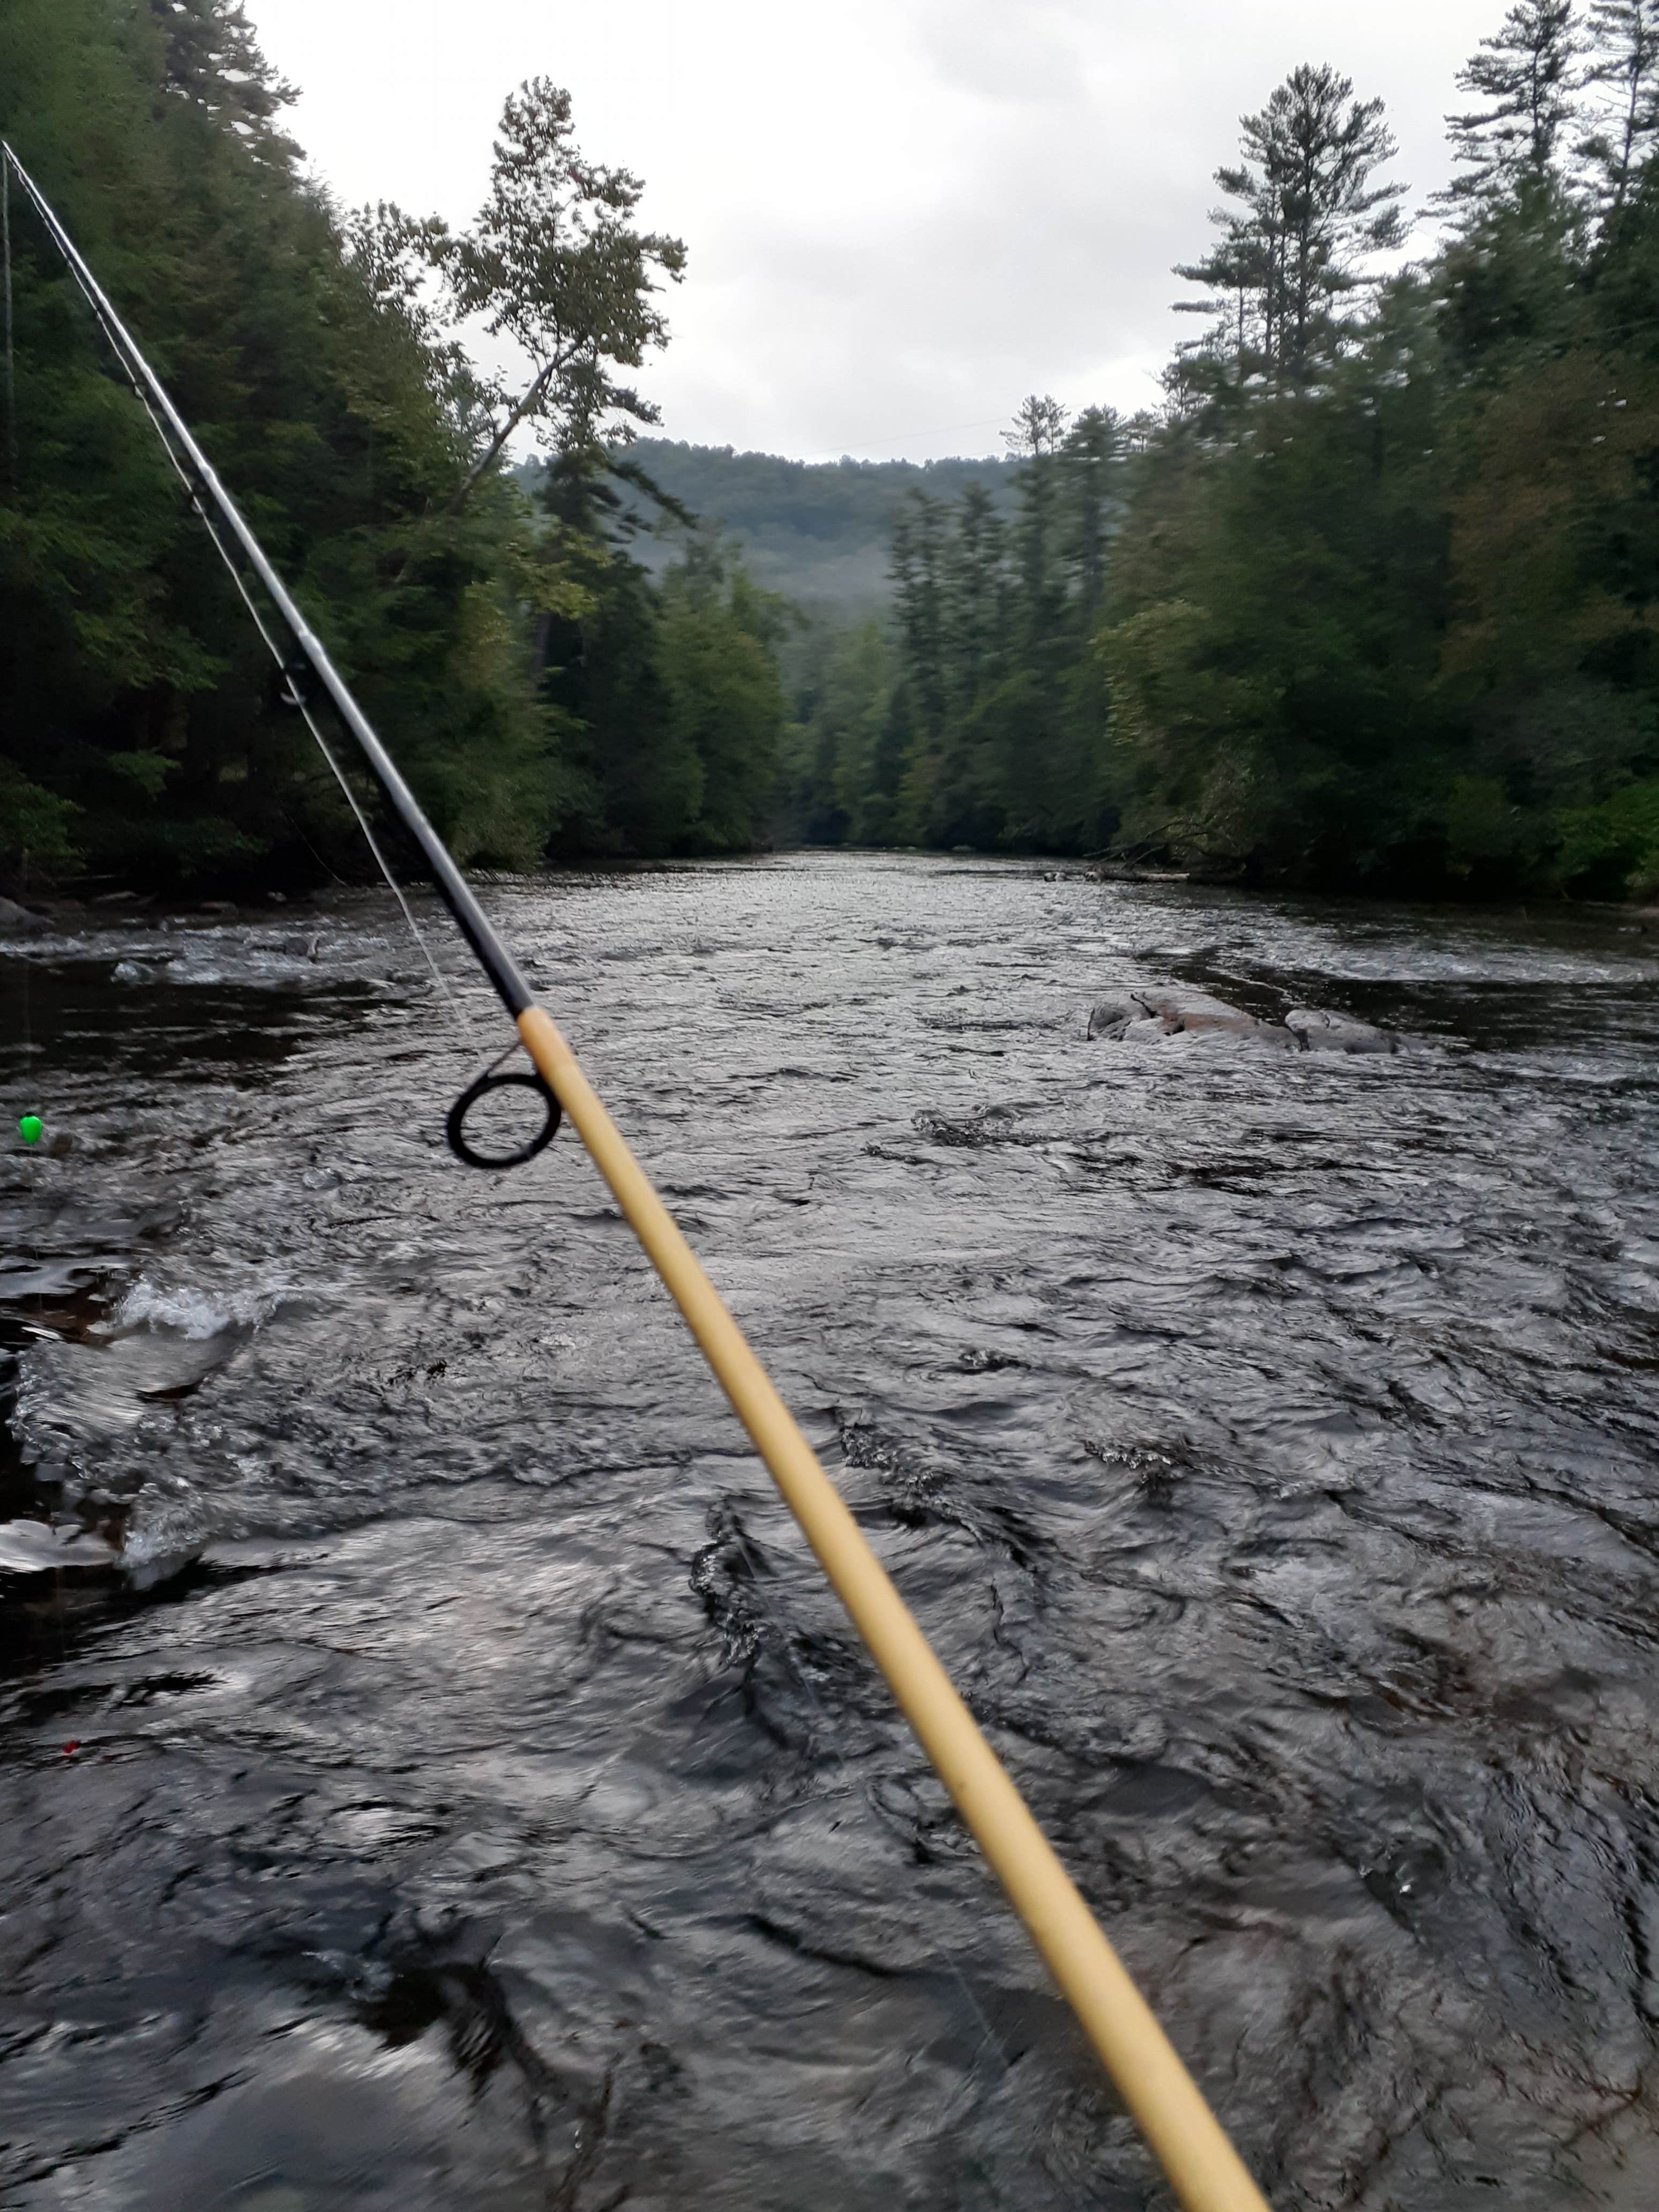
3,851,1658,2210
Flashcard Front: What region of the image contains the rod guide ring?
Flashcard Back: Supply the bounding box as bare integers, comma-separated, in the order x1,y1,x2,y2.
445,1063,561,1171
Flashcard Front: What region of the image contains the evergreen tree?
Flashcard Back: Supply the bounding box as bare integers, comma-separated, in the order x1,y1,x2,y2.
1581,2,1659,218
943,480,1008,714
0,5,781,890
1175,65,1406,390
886,491,948,828
1441,2,1585,207
1060,406,1123,622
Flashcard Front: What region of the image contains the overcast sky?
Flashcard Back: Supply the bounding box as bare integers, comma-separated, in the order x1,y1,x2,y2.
246,0,1507,463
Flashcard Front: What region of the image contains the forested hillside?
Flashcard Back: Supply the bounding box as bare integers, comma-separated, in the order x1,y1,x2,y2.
788,2,1659,896
0,0,786,890
600,443,1019,615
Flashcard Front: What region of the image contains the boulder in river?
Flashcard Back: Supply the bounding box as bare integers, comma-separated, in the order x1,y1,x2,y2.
1087,987,1297,1048
1283,1005,1399,1055
0,896,51,937
1089,985,1399,1055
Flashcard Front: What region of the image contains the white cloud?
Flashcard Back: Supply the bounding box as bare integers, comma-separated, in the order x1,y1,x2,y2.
248,0,1508,460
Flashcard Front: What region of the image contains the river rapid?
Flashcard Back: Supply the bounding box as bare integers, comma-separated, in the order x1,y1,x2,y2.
2,851,1658,2211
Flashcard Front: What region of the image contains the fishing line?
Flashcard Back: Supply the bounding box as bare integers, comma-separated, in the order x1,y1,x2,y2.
0,140,1273,2212
175,471,480,1054
3,151,17,489
27,208,479,1055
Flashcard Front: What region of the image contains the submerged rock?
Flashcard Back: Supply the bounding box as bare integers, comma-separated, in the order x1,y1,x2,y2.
1137,988,1297,1044
1284,1005,1398,1055
0,896,51,937
1085,994,1145,1040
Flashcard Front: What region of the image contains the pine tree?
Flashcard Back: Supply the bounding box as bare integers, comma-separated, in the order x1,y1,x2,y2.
1581,1,1659,215
1441,2,1585,206
943,480,1007,719
1061,406,1123,621
889,492,949,758
151,0,298,155
1176,66,1405,388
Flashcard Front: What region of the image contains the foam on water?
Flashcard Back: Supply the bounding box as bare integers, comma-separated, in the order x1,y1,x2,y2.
115,1276,307,1340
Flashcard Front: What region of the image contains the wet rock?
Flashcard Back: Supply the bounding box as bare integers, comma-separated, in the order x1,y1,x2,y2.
1088,987,1296,1047
0,895,51,937
1085,995,1144,1040
1089,985,1400,1055
0,1520,119,1574
1139,987,1294,1042
1284,1005,1399,1055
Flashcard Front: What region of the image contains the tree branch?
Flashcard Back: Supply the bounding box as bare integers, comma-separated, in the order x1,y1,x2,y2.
447,357,558,515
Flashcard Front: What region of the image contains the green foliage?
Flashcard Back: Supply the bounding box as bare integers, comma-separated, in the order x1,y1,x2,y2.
0,5,780,893
996,12,1659,893
786,12,1659,894
654,551,787,849
1553,775,1659,891
439,79,686,506
1174,65,1405,390
530,454,786,856
0,763,80,877
784,404,1120,855
15,0,1659,903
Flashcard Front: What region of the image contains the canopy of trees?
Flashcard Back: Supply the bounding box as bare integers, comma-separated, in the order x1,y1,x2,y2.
10,2,1659,902
0,0,784,894
785,2,1659,897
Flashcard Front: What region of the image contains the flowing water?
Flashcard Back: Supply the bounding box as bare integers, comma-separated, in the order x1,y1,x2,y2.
2,851,1658,2211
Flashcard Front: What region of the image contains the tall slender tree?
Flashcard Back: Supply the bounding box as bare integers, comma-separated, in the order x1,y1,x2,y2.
943,480,1007,717
1581,1,1659,214
1176,65,1405,386
1061,406,1123,621
1440,2,1585,205
1003,393,1069,643
889,491,950,764
440,79,686,509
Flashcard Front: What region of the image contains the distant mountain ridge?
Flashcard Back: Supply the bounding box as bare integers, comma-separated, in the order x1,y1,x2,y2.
604,439,1022,615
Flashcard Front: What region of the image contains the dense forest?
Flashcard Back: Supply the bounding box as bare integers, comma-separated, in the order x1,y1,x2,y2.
788,1,1659,896
5,1,1659,899
0,0,786,891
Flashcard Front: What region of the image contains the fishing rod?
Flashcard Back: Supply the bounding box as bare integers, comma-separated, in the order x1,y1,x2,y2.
2,140,1272,2212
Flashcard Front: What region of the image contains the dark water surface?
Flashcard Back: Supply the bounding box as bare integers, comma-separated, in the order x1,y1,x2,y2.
3,853,1658,2210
